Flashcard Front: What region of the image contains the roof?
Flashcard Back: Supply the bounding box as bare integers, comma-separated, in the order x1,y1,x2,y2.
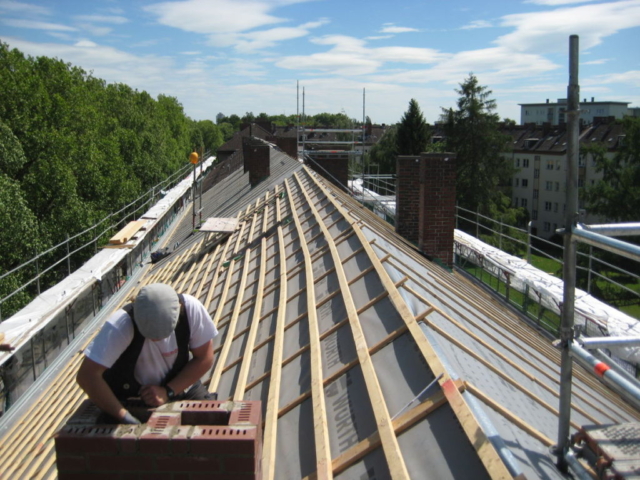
0,140,638,479
217,123,275,155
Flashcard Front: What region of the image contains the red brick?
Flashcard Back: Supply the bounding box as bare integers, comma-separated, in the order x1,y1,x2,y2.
147,412,181,429
55,426,119,454
156,455,222,472
190,474,256,480
55,454,87,472
228,402,261,427
191,427,257,455
88,454,155,472
139,429,171,454
223,455,258,473
58,473,115,480
170,426,192,454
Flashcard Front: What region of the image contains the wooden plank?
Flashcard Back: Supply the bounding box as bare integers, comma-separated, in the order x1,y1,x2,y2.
307,168,513,480
208,214,255,393
109,219,147,245
200,217,239,233
233,194,269,400
284,177,333,480
294,171,411,480
262,186,289,480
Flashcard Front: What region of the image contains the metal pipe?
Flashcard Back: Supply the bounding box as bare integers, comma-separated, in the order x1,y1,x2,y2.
579,336,640,349
564,449,596,480
573,225,640,263
591,348,640,386
582,222,640,236
569,341,640,410
527,221,532,264
556,34,580,473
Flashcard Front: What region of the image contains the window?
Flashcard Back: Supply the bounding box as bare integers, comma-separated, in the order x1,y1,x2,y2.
544,222,551,232
516,158,520,167
556,160,561,170
532,210,538,220
514,178,520,187
521,198,528,208
555,182,560,192
523,158,530,168
553,223,558,232
544,201,552,211
547,160,554,170
522,179,528,187
533,189,539,199
578,178,585,187
545,181,553,191
513,198,518,207
579,156,586,167
534,155,541,161
554,202,558,213
534,168,540,179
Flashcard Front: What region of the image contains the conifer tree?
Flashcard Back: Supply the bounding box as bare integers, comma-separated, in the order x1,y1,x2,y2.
396,99,429,155
441,74,512,214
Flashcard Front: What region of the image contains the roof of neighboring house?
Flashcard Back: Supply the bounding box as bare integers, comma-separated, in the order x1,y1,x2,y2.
217,123,275,155
0,139,638,479
502,121,627,154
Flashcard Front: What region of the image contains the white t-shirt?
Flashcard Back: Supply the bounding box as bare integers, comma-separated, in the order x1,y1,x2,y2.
85,294,218,387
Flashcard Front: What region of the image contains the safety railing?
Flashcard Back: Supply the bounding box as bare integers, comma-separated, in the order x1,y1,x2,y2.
0,162,193,321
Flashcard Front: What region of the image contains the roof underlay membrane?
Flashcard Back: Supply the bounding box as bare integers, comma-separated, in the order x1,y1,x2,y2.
0,142,638,480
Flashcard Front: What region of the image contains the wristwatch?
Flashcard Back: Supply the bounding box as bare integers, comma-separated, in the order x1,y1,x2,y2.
165,385,176,400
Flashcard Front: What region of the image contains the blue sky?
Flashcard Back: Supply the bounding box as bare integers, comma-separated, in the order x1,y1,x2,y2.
1,0,638,125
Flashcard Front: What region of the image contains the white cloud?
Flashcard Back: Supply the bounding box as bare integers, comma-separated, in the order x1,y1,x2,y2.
524,0,597,5
366,35,393,40
181,51,202,55
224,18,329,52
145,0,288,34
1,18,76,31
76,23,113,37
277,35,445,76
497,0,640,53
379,24,418,34
460,20,492,30
74,40,98,48
0,0,51,16
73,15,129,24
582,58,610,65
145,0,324,51
583,70,640,87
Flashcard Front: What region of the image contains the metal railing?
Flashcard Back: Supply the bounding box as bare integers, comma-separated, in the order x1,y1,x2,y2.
455,206,640,329
0,162,193,321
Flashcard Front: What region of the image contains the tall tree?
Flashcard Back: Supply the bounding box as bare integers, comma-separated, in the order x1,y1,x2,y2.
441,74,512,214
366,125,398,175
396,99,429,155
584,117,640,221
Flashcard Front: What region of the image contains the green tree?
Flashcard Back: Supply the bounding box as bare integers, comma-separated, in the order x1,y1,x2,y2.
441,74,512,214
366,125,398,175
396,99,429,155
584,117,640,221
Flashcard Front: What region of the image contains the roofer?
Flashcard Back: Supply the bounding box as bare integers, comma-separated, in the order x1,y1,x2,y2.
77,283,218,424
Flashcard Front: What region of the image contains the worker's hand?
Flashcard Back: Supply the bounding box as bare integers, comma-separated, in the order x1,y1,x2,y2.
121,411,142,425
139,384,168,407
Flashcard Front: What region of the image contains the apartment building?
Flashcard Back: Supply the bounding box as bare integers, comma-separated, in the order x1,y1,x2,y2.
506,121,626,238
520,98,631,125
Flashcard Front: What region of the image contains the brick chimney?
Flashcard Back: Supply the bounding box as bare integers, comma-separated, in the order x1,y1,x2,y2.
306,155,348,192
55,399,263,479
396,153,456,267
243,137,270,186
267,135,298,159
